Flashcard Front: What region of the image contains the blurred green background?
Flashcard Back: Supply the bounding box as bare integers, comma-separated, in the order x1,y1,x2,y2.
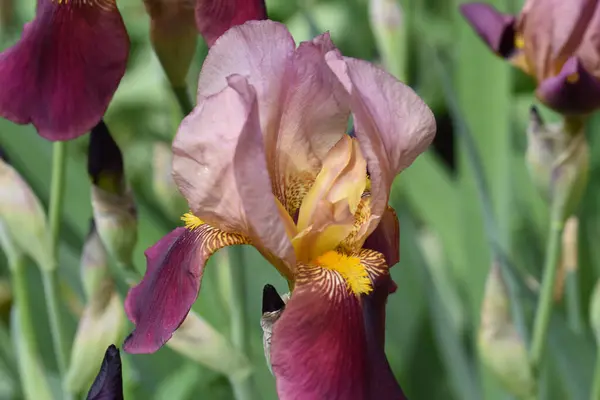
1,0,600,399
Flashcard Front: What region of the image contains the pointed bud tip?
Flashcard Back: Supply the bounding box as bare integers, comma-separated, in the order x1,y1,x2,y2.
88,121,124,190
262,284,285,314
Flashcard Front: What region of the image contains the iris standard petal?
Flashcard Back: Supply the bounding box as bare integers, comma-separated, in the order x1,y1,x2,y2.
86,345,123,400
459,3,517,58
536,56,600,114
270,250,404,400
327,55,436,238
0,0,129,141
271,33,350,215
123,226,247,353
195,0,266,47
173,74,296,275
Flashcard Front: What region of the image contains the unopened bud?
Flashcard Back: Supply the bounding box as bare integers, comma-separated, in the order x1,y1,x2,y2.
88,122,138,270
590,280,600,343
478,263,536,398
152,142,187,220
144,0,198,88
526,108,589,221
260,284,289,375
167,310,252,381
369,0,406,80
0,155,52,270
86,345,123,400
554,216,579,301
80,220,110,301
65,281,127,394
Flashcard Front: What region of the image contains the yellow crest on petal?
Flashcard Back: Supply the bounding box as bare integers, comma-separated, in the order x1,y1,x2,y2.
316,251,372,296
181,212,204,230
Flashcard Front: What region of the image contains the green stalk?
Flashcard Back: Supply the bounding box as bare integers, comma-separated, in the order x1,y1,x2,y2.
172,86,194,116
565,270,583,334
44,141,69,379
529,202,564,371
11,256,52,400
227,245,256,400
591,350,600,400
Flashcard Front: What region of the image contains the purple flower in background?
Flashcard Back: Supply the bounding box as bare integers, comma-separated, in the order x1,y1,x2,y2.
0,0,129,141
123,20,435,399
461,0,600,115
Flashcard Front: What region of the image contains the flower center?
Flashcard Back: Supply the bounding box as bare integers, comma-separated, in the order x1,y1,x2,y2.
315,251,372,295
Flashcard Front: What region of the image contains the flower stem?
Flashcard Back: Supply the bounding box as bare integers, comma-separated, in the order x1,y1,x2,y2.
172,85,194,116
591,350,600,400
529,202,564,371
227,245,256,400
44,140,69,379
11,255,53,400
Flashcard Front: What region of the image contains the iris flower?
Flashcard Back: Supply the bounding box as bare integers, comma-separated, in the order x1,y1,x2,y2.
124,21,435,398
461,0,600,115
0,0,129,141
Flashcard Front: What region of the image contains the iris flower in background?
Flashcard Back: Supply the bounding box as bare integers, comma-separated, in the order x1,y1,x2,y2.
123,20,435,398
460,0,600,115
86,344,123,400
0,0,129,141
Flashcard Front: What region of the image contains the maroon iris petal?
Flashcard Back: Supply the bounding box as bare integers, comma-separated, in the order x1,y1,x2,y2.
271,268,405,400
459,3,517,58
0,0,129,141
123,227,204,354
195,0,267,47
364,206,400,267
362,276,407,399
86,345,123,400
536,57,600,115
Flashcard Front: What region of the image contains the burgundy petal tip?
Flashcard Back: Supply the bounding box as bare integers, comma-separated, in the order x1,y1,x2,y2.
458,2,516,57
122,331,168,355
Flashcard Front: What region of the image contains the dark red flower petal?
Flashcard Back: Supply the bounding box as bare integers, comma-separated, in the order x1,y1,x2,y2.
0,0,129,141
271,264,405,400
536,57,600,115
86,344,123,400
195,0,267,47
123,226,247,354
364,206,400,267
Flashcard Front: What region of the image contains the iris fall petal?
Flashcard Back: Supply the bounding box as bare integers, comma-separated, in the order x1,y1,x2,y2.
536,56,600,115
0,0,129,141
124,226,246,353
271,254,404,400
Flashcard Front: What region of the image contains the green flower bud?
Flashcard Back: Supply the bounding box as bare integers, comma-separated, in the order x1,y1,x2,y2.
167,310,252,381
80,220,110,301
64,280,127,395
369,0,406,80
526,107,589,222
478,263,536,399
88,121,138,271
0,156,52,271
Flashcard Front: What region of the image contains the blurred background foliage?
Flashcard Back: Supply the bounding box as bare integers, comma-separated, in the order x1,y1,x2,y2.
1,0,599,399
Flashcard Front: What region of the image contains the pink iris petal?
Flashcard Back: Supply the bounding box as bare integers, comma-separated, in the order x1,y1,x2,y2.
195,0,267,47
173,74,296,271
271,269,405,400
0,0,129,141
327,54,436,237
